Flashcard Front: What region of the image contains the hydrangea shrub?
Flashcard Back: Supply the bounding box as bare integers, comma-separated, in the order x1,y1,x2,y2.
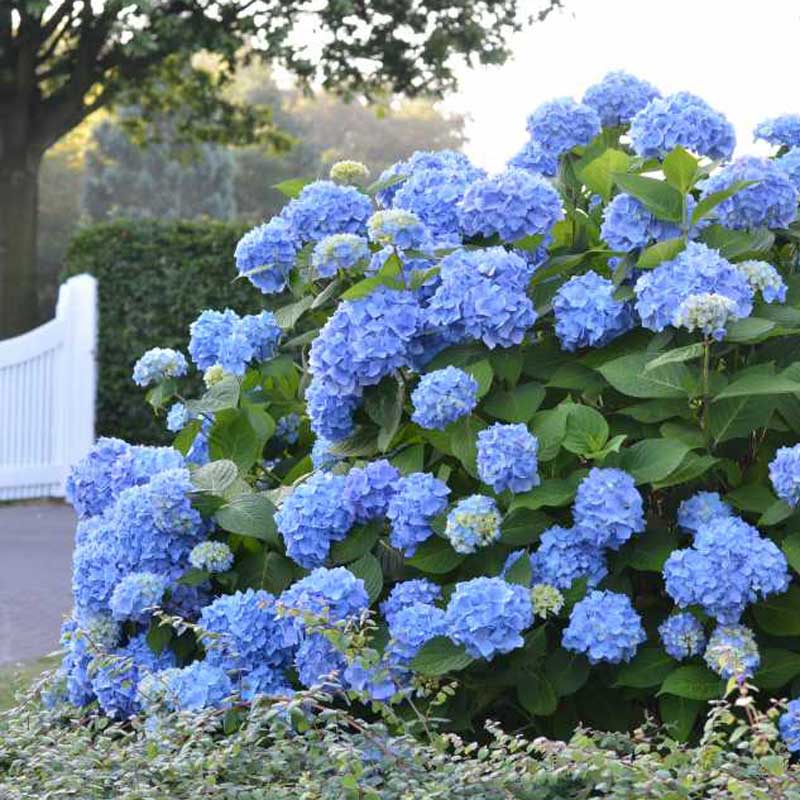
55,72,800,746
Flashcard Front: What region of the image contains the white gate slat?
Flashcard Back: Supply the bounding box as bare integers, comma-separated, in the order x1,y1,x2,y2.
0,275,97,500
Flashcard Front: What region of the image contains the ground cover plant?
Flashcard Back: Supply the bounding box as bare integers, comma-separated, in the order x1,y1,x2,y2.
47,73,800,753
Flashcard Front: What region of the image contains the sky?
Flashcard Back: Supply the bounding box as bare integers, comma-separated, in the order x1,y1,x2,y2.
443,0,800,171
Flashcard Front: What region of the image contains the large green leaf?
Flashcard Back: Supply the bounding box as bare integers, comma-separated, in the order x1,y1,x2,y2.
192,459,239,495
510,473,585,512
612,173,684,222
700,225,775,260
411,636,474,676
617,399,690,424
273,177,313,198
329,521,382,565
505,553,533,586
390,444,425,475
659,665,723,700
544,650,590,697
216,494,279,545
347,552,383,603
578,148,632,200
186,376,240,414
615,645,675,688
662,146,699,193
237,549,295,594
645,343,705,371
598,353,695,399
365,376,405,452
562,404,609,456
620,439,694,484
462,360,494,398
449,416,485,476
782,531,800,574
530,406,569,461
754,648,800,690
517,672,559,716
273,295,313,330
623,527,681,571
691,179,758,224
709,395,776,445
659,695,703,742
407,536,464,574
209,408,273,472
652,453,718,490
725,317,776,343
500,509,552,546
637,237,685,269
483,382,545,423
753,586,800,636
713,372,800,401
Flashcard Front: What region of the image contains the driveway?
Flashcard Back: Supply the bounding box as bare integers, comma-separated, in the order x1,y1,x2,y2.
0,502,74,665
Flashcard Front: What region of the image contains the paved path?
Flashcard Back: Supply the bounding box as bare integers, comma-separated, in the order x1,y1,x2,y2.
0,502,74,665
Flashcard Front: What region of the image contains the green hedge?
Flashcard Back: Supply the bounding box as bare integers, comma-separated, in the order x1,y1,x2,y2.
63,220,259,443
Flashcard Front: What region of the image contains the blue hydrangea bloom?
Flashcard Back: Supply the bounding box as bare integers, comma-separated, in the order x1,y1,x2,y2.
367,209,431,250
140,661,233,712
90,634,175,719
776,147,800,191
754,114,800,148
440,247,535,292
380,579,442,627
525,98,602,156
294,634,347,688
600,193,682,251
507,138,558,176
342,659,398,701
562,590,645,664
629,92,735,160
65,437,136,519
305,378,358,442
199,589,294,674
445,495,501,554
736,260,788,304
187,416,211,465
387,472,450,556
275,412,300,445
664,516,790,623
310,436,343,471
769,444,800,507
239,664,293,702
634,242,754,333
343,459,400,523
425,255,537,350
677,491,733,534
552,270,635,351
477,423,540,494
281,180,372,243
582,71,660,127
188,308,281,375
573,468,644,550
659,613,706,660
309,287,420,396
704,623,760,681
458,168,564,242
234,217,298,294
530,525,608,590
411,367,478,430
166,402,189,433
387,602,447,666
189,541,234,573
779,699,800,753
276,472,355,568
279,567,369,626
394,166,482,238
674,292,738,341
130,445,186,484
132,348,187,387
311,233,369,278
698,156,798,230
109,571,168,622
445,577,533,660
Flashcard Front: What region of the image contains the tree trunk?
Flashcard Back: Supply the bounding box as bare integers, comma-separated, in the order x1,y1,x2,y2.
0,151,41,338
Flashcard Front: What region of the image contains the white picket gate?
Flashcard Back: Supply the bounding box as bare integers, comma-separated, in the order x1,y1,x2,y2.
0,274,97,500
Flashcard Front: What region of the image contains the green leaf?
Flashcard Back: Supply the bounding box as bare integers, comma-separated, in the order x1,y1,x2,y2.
192,459,239,495
624,527,681,571
340,276,391,301
615,646,676,688
449,416,485,476
544,650,590,697
618,399,690,424
483,382,545,423
644,343,705,371
208,408,273,472
462,360,493,399
273,177,313,198
652,454,718,490
598,353,694,399
700,224,775,260
236,548,295,594
517,672,558,716
365,377,405,452
530,406,569,461
659,695,703,742
505,553,532,586
562,404,609,456
726,484,777,515
146,377,177,411
390,444,425,475
407,537,464,574
146,619,173,655
662,146,698,193
659,665,723,700
753,585,800,635
612,173,684,222
578,148,632,200
500,509,552,546
177,567,210,587
173,418,201,456
691,179,758,224
365,172,405,196
637,238,686,269
186,376,241,414
620,439,694,484
330,428,379,459
782,531,800,574
216,494,279,545
754,648,800,690
411,636,474,676
489,349,524,385
709,395,776,445
273,295,314,330
725,317,776,343
510,473,585,511
329,521,381,565
713,372,800,401
347,552,383,603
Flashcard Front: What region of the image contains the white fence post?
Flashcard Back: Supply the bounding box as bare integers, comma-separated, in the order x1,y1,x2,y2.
0,274,97,500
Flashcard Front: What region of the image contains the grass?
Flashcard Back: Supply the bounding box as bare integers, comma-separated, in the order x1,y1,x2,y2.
0,654,60,711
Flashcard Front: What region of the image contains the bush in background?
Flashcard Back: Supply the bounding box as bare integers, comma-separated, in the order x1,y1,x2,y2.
62,220,255,443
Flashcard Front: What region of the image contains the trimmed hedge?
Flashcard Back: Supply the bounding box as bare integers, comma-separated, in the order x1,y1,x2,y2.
63,220,259,443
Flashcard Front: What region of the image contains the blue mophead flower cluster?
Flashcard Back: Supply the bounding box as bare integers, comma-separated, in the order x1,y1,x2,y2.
477,422,540,494
132,347,187,387
311,233,369,278
769,444,800,507
387,472,450,556
525,98,602,157
411,366,478,430
235,217,298,294
582,71,660,127
445,494,501,554
754,114,800,148
659,613,707,661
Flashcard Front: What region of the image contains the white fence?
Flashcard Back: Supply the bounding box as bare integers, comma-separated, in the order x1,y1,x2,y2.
0,275,97,500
